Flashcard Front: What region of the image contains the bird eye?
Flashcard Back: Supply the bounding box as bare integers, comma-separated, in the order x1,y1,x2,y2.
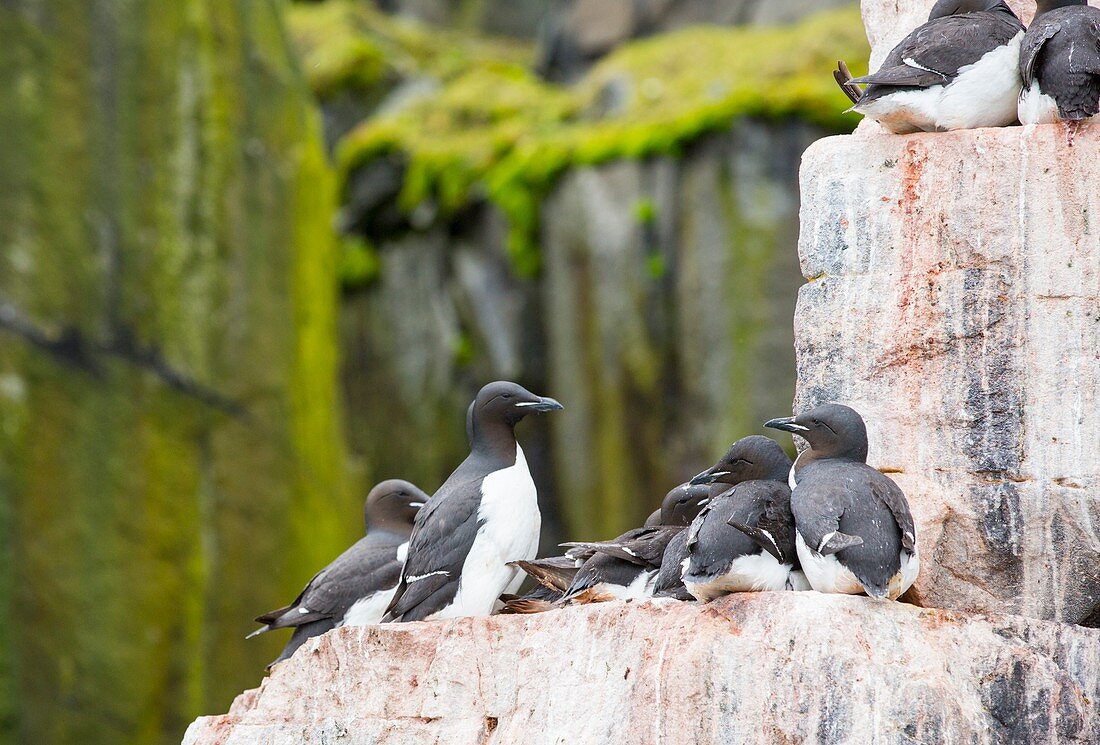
502,393,512,399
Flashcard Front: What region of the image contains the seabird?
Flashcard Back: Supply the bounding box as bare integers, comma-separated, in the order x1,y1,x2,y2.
835,0,1025,133
382,381,563,622
558,485,709,604
679,437,808,601
1019,1,1100,124
500,556,580,613
247,479,426,666
650,483,716,600
765,404,920,600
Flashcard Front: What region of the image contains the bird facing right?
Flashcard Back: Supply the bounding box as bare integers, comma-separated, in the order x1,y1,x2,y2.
766,405,920,601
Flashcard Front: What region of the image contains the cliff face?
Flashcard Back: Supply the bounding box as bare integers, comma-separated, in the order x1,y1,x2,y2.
183,595,1100,744
0,2,349,742
317,5,868,541
343,123,817,542
797,126,1100,626
183,2,1100,742
791,0,1100,626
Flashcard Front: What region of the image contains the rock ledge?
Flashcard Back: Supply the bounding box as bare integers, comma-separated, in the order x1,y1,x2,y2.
185,594,1099,744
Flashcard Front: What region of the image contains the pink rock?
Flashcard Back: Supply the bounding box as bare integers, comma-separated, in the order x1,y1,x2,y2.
183,595,1099,744
797,124,1100,624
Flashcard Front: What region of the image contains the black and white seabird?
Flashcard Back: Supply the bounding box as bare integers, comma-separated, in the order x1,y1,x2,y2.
382,381,563,622
679,437,809,601
500,556,581,613
835,0,1025,133
248,479,426,666
559,485,710,603
765,404,920,600
650,483,717,600
1019,1,1100,124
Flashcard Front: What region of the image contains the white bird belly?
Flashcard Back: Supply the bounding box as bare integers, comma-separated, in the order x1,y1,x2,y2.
592,570,655,601
341,586,398,627
796,533,919,600
684,552,796,601
1018,84,1063,125
859,32,1023,133
433,447,541,619
934,32,1023,130
795,533,868,596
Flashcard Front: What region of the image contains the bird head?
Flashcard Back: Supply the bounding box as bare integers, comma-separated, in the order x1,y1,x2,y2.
365,479,428,533
690,435,792,487
764,403,870,463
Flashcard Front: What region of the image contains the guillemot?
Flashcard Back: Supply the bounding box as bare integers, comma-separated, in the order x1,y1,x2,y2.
835,0,1025,133
679,437,808,601
651,484,715,600
765,404,920,601
382,381,562,622
1019,0,1100,124
558,484,709,604
248,479,426,666
499,556,579,613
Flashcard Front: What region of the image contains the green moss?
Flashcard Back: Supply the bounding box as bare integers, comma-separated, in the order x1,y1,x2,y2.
0,1,350,742
339,236,382,287
287,0,532,99
332,5,870,274
634,198,658,225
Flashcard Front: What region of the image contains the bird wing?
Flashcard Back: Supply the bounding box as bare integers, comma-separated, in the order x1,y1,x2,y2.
571,527,679,569
258,536,402,631
853,13,1023,90
869,471,917,553
509,557,578,593
728,481,798,566
1020,19,1063,84
382,479,482,622
652,528,691,596
562,552,647,601
789,473,860,556
684,489,763,577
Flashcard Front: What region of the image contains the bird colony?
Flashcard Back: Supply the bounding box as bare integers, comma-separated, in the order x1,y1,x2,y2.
247,0,1100,670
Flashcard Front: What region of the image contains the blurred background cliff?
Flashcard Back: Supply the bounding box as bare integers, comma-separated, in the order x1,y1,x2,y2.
0,1,866,742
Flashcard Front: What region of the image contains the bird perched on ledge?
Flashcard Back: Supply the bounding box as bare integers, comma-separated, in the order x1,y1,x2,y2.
1019,0,1100,124
766,404,920,601
382,381,563,622
556,484,710,604
248,480,426,667
680,436,807,601
835,0,1025,133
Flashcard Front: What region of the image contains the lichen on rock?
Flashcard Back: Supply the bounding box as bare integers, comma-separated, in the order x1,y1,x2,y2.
303,5,869,276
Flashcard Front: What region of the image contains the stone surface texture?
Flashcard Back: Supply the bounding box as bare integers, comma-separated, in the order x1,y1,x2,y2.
184,594,1100,745
797,125,1100,625
340,123,815,544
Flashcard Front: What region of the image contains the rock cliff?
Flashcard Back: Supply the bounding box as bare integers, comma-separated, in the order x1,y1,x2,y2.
0,1,350,741
182,2,1100,742
183,594,1100,744
797,125,1100,626
793,0,1100,625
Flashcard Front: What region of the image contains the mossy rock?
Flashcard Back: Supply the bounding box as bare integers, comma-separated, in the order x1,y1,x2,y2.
324,5,869,276
287,0,533,100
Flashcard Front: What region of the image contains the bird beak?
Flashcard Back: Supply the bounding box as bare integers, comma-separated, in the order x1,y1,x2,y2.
689,468,727,486
516,397,564,412
764,416,809,433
